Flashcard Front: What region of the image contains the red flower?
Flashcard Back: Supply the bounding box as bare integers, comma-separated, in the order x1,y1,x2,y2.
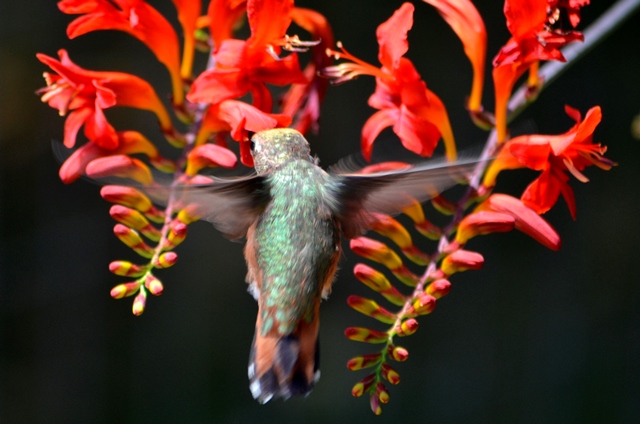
492,0,585,142
58,0,183,106
421,0,486,113
59,131,173,183
196,100,292,166
207,0,248,51
171,0,202,79
188,0,307,112
485,106,614,218
37,49,172,149
322,3,456,161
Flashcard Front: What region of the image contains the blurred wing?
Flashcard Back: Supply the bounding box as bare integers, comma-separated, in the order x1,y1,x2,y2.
330,157,481,238
175,175,270,240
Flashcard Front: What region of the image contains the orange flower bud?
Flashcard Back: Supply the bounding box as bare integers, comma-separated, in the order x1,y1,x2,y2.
380,363,400,385
110,282,141,299
426,279,451,299
344,327,388,344
387,345,409,362
352,374,375,397
350,237,403,270
86,155,153,185
176,204,202,225
456,211,515,244
406,293,437,317
347,353,382,370
113,224,155,258
109,260,146,277
370,394,382,415
154,252,178,269
144,274,164,296
347,295,397,324
164,222,188,249
132,289,147,316
109,205,161,241
375,382,390,404
441,249,484,275
101,185,152,212
370,213,412,248
395,318,418,337
353,264,406,306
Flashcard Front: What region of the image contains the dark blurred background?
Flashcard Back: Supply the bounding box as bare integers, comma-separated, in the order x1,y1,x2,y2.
2,1,640,423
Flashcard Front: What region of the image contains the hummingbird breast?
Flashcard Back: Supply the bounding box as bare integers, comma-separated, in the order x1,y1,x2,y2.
247,159,341,337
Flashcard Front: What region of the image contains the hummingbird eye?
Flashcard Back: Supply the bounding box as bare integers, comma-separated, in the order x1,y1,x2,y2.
250,140,256,153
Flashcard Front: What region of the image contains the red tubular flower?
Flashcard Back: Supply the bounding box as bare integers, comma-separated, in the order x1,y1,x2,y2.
207,0,247,50
37,50,172,150
188,0,307,112
475,194,561,250
58,0,184,107
196,100,292,166
492,0,585,142
421,0,486,113
322,3,456,161
58,131,173,183
486,106,614,219
171,0,202,79
185,144,237,176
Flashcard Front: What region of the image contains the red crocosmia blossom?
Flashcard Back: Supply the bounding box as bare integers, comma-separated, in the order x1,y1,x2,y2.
59,131,172,183
186,144,238,176
37,50,172,150
421,0,486,113
188,0,308,112
58,0,184,106
171,0,201,79
492,0,585,142
485,106,614,219
322,3,456,162
207,0,248,51
281,7,334,134
197,100,292,167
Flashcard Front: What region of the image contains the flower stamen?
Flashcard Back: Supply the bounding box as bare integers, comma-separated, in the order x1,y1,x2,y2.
321,41,389,84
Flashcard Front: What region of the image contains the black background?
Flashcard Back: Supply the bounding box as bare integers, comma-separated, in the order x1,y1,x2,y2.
2,1,640,423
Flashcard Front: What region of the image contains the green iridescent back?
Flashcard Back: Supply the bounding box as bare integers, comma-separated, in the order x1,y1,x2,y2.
255,160,338,336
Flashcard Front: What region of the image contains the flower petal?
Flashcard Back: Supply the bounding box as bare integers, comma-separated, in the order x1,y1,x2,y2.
376,3,414,71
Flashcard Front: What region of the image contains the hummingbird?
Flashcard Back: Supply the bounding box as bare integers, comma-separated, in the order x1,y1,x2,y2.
181,128,478,403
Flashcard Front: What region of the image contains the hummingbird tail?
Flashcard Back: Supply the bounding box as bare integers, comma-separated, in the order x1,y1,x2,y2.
248,317,320,403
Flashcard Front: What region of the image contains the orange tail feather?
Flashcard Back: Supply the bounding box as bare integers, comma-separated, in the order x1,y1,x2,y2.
248,312,320,403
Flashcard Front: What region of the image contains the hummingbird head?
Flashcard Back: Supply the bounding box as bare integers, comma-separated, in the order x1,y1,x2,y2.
250,129,313,174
